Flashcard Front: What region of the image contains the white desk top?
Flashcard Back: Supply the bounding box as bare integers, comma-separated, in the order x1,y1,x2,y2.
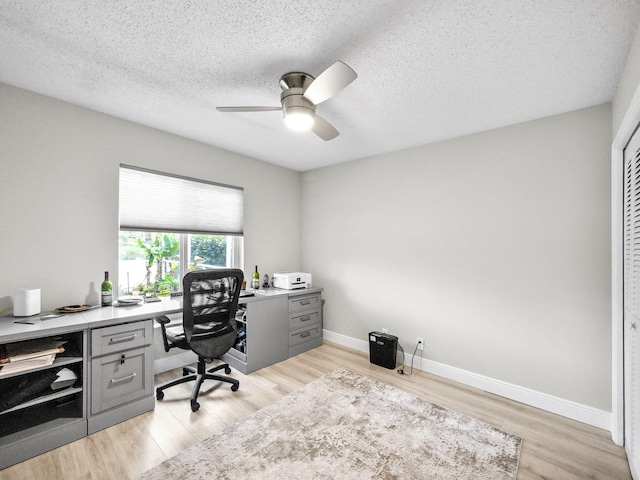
0,297,181,344
0,287,322,344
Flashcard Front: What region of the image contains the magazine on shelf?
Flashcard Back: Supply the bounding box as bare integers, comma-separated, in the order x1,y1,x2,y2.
0,337,67,376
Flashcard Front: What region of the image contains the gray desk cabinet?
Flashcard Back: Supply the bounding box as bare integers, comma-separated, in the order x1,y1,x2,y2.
223,295,289,374
88,319,155,434
288,292,323,356
0,301,180,469
0,329,87,470
222,289,323,374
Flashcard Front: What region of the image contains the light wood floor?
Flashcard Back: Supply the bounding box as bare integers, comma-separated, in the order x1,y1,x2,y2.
0,341,631,479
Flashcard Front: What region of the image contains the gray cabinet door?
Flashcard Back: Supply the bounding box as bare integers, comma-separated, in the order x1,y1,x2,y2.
245,296,288,372
91,346,153,414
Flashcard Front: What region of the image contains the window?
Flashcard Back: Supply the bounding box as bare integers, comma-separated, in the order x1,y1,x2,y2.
118,165,243,296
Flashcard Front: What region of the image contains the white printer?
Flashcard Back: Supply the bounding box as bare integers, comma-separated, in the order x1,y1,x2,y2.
273,272,312,290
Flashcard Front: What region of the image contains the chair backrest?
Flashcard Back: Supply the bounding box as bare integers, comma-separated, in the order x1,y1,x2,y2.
182,268,244,360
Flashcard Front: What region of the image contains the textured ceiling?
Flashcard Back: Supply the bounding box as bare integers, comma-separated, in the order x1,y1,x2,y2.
1,1,639,172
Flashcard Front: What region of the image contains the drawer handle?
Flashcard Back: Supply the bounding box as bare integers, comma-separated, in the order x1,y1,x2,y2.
110,372,137,384
300,316,311,322
110,333,137,343
299,300,311,305
300,331,312,338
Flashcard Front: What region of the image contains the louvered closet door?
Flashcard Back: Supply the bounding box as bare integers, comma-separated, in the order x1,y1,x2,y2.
624,125,640,480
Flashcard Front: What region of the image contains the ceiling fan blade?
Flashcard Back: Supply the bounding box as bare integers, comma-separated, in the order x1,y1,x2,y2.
303,61,357,105
311,115,339,141
216,106,282,112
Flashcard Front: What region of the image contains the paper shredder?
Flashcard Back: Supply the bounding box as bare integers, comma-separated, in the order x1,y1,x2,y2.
368,331,398,369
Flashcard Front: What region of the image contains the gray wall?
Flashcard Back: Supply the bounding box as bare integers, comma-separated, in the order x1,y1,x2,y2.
302,104,612,411
0,83,302,311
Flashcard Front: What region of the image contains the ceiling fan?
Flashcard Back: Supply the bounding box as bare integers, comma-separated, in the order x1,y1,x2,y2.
216,61,357,141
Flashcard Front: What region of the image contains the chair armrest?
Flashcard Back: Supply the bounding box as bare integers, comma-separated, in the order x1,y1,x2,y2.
155,315,172,352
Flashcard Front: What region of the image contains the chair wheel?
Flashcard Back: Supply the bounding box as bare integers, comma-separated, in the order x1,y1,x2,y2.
231,384,239,392
156,390,164,401
191,401,200,412
182,368,190,376
225,366,231,374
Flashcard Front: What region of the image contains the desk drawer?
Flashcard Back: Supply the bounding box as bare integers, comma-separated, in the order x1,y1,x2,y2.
91,320,152,357
289,294,320,313
289,310,320,330
289,324,321,348
91,346,152,414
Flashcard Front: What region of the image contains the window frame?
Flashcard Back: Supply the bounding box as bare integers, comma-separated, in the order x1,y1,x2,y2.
118,165,244,296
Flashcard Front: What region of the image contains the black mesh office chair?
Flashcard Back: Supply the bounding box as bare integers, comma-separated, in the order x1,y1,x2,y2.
155,268,243,412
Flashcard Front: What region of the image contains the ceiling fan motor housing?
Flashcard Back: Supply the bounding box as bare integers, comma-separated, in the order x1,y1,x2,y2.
279,72,315,91
280,87,316,119
279,72,316,123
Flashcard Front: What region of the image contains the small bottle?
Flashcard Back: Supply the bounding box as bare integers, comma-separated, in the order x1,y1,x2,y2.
101,271,113,306
252,265,260,289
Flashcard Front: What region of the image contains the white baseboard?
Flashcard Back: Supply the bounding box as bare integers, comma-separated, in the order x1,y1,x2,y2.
154,351,198,374
323,330,611,431
324,330,370,353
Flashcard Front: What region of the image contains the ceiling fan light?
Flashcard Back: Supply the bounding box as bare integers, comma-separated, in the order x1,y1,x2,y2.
284,107,314,131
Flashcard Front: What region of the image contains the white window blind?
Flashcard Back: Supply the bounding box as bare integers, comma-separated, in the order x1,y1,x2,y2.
119,164,244,235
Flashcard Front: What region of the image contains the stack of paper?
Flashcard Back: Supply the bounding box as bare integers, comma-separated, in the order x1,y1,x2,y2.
0,338,67,376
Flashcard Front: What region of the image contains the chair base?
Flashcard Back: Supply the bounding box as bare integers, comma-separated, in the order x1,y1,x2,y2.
156,359,239,412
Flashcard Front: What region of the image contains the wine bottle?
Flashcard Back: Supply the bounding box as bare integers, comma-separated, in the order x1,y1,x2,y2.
101,271,113,306
252,265,260,289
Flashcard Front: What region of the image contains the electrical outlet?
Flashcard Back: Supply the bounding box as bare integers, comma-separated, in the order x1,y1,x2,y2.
416,337,424,351
381,328,388,334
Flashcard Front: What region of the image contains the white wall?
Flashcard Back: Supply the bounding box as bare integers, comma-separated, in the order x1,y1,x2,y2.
0,83,302,311
611,18,640,443
0,80,616,413
302,104,612,411
613,18,640,136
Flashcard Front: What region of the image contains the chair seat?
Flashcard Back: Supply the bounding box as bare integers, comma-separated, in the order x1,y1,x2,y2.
165,322,235,352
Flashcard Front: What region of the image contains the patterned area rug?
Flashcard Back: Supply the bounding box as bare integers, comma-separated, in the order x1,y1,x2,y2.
137,369,521,479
